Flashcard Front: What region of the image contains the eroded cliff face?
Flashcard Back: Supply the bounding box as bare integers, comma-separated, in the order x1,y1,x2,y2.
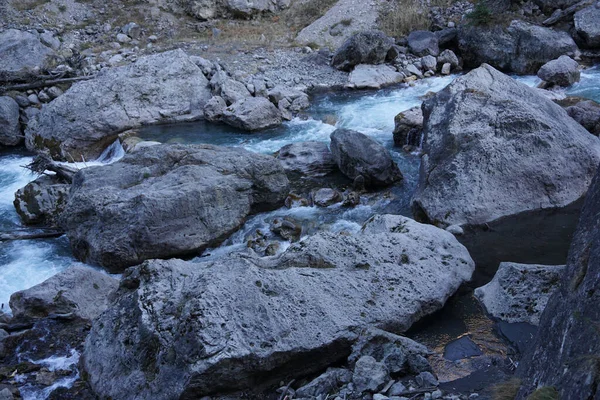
516,166,600,399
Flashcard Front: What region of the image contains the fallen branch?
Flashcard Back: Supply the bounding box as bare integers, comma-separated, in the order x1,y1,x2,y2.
0,75,95,93
0,229,64,241
26,154,79,183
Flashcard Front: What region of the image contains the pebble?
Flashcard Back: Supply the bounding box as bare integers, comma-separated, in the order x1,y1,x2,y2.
37,90,51,103
431,389,442,399
116,33,131,43
27,94,40,105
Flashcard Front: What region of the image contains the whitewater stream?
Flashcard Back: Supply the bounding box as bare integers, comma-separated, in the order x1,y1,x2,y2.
0,65,598,399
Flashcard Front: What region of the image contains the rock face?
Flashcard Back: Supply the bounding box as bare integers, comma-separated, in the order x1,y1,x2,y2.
407,31,440,57
60,144,289,272
0,29,56,82
221,97,282,131
475,262,565,325
14,175,70,226
566,100,600,136
516,168,600,399
393,106,424,148
276,141,337,177
331,31,394,72
458,20,578,74
0,96,21,146
412,64,600,228
82,214,474,399
183,0,290,19
330,129,402,187
9,266,118,321
25,50,211,161
537,55,580,87
348,64,404,89
574,5,600,48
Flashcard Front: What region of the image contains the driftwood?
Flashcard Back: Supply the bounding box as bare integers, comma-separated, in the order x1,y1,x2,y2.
26,154,78,183
542,0,594,25
0,228,64,241
0,75,95,93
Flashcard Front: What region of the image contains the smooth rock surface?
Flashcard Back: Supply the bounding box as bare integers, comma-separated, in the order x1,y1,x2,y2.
331,30,394,71
537,55,580,87
276,141,337,177
475,262,565,325
412,64,600,227
221,96,283,131
348,64,404,89
25,50,211,161
14,175,70,226
330,128,403,187
9,266,118,321
61,144,289,271
0,96,21,146
82,214,474,399
0,29,56,82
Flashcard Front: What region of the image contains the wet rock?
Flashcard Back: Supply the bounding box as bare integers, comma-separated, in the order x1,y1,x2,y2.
0,96,21,146
412,64,600,228
296,368,353,398
348,64,404,89
475,262,565,325
393,106,423,148
353,356,390,393
537,55,580,87
82,214,474,399
61,144,289,271
270,217,302,241
348,328,431,375
566,100,600,135
221,97,282,131
0,29,56,82
516,164,600,399
331,31,394,71
574,5,600,48
330,128,403,188
458,20,578,74
14,175,70,226
408,31,439,57
9,266,118,322
203,96,227,122
25,49,211,161
312,188,343,207
276,141,337,178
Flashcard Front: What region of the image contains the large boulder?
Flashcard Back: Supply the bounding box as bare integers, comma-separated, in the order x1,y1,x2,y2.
60,144,289,272
276,141,337,177
475,262,565,325
9,266,118,321
331,31,394,72
393,106,423,148
412,64,600,228
0,29,57,83
183,0,290,19
458,20,578,74
0,96,21,146
574,5,600,48
566,100,600,136
516,167,600,399
13,175,70,226
221,97,283,131
209,71,252,105
330,129,403,187
82,214,475,399
537,55,580,87
348,64,404,89
407,31,440,57
25,49,211,161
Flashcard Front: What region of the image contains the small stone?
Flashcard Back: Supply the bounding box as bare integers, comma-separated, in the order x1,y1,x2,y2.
116,33,131,43
109,54,124,66
352,356,390,393
14,95,30,107
416,371,438,388
441,63,451,75
388,382,407,396
431,389,442,399
148,35,158,42
448,21,456,28
445,224,463,235
27,94,40,104
421,55,437,72
47,86,63,99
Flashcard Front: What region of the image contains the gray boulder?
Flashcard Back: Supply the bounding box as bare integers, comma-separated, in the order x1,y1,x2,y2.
295,368,353,398
276,141,337,177
14,175,70,226
574,5,600,48
437,49,460,68
458,20,578,74
516,165,600,399
475,262,565,325
0,96,21,146
331,31,394,72
330,128,403,187
348,64,404,89
0,29,56,82
566,100,600,136
535,0,580,11
203,95,227,122
412,64,600,228
221,97,282,131
9,266,118,321
353,356,389,393
182,0,290,19
82,214,474,399
267,86,310,112
312,188,343,207
537,55,580,87
61,144,289,272
393,106,423,148
25,49,211,161
210,71,252,105
408,31,440,57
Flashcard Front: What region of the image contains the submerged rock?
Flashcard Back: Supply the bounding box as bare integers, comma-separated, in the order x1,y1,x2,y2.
9,266,118,321
412,64,600,228
14,175,70,226
331,31,394,72
60,144,289,272
0,29,57,82
537,55,580,87
25,50,211,161
0,96,21,146
475,262,565,325
458,20,578,74
82,214,474,399
330,128,403,188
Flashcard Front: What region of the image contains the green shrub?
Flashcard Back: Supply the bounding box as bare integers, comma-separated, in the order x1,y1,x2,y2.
467,1,492,26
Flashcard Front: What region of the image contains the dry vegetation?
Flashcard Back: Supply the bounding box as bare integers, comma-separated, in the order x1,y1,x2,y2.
491,377,522,400
378,0,431,38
